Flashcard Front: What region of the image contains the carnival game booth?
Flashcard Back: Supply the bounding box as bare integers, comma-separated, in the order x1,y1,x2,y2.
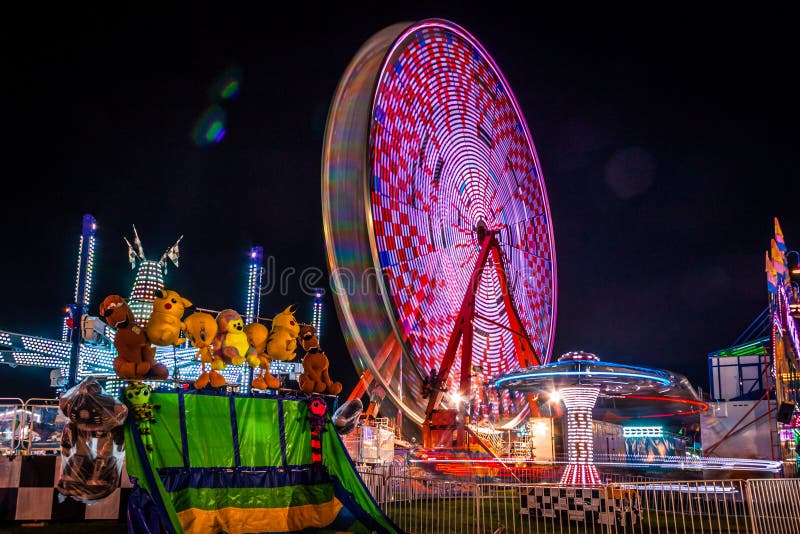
125,387,399,534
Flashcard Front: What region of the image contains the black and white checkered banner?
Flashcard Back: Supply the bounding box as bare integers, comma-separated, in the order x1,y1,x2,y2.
520,485,640,526
0,455,129,521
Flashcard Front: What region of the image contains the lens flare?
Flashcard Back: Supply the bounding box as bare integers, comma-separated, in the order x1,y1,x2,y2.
210,65,243,101
191,105,227,146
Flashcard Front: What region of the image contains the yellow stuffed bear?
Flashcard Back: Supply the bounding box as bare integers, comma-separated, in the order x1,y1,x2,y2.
214,309,248,366
184,312,225,389
243,322,281,390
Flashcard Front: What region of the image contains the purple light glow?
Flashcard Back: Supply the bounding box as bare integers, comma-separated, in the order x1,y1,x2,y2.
368,20,556,423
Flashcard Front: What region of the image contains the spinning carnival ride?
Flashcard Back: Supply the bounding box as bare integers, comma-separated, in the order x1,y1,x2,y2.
323,19,556,447
0,220,298,395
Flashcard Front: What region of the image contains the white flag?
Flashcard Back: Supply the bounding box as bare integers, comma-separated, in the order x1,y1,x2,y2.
132,225,146,259
161,235,183,268
123,237,137,269
167,240,180,267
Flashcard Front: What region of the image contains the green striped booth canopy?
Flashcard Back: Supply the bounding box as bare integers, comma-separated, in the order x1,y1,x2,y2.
125,390,400,534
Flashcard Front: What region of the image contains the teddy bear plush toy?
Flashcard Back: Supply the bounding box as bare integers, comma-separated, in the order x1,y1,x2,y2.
297,325,342,395
214,309,248,367
99,294,168,380
244,322,281,390
146,288,192,346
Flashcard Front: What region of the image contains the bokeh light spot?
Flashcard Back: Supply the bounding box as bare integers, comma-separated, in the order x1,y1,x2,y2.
210,65,243,101
191,105,227,147
604,146,657,198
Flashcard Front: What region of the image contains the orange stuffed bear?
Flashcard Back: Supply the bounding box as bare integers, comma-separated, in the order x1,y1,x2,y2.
244,322,281,390
99,295,168,380
297,325,342,395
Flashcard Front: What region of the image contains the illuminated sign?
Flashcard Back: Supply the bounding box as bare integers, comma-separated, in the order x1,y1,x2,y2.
623,426,664,438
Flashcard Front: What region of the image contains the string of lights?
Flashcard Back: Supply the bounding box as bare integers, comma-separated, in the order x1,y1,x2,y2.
311,288,324,342
560,386,601,485
244,247,264,325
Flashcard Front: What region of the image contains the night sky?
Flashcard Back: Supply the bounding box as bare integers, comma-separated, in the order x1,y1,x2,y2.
2,6,797,402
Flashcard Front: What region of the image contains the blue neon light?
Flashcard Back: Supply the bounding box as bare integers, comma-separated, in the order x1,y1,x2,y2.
495,370,671,387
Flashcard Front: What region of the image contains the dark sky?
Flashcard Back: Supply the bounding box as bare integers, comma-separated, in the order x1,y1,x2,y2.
1,5,797,401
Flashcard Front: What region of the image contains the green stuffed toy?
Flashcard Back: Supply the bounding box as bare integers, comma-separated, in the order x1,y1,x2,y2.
123,382,160,453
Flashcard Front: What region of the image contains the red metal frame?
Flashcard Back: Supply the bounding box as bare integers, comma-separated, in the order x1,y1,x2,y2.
346,335,402,402
422,229,541,447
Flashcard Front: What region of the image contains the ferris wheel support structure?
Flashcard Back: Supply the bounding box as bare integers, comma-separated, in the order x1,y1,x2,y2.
422,225,541,448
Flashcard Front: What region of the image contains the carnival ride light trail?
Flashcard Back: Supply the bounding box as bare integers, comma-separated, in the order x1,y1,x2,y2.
494,351,709,484
322,18,556,443
407,454,781,473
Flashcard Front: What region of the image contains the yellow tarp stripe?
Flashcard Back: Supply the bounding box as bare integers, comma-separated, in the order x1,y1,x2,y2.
177,496,344,534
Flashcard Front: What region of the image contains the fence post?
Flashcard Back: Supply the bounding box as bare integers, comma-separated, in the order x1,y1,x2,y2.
474,483,481,534
22,398,33,455
747,479,759,534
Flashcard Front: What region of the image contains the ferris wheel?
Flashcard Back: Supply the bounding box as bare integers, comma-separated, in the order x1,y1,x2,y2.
322,19,556,439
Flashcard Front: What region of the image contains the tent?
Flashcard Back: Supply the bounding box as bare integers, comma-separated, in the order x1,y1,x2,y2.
125,389,401,533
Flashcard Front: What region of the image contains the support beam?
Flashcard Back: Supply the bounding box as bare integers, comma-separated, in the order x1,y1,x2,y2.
422,228,541,447
68,214,96,387
422,231,495,447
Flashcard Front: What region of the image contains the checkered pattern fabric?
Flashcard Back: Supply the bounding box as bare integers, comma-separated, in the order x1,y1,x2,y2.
0,455,130,522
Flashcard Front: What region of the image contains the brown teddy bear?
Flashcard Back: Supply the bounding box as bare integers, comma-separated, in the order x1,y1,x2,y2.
297,325,342,395
99,295,168,380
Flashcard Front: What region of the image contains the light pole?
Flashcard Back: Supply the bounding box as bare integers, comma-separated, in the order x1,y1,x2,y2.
67,214,96,388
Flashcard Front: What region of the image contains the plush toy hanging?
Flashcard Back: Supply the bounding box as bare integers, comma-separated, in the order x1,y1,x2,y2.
266,305,300,361
146,288,192,346
56,377,128,504
184,311,225,389
123,382,160,453
99,294,168,380
244,322,281,390
297,325,343,395
214,309,248,366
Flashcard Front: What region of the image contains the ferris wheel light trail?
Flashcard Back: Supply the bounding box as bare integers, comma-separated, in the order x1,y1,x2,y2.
323,20,557,432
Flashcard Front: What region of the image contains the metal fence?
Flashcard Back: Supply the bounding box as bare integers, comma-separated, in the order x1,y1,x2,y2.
748,478,800,534
357,468,800,534
22,398,64,454
0,397,64,456
0,397,24,454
